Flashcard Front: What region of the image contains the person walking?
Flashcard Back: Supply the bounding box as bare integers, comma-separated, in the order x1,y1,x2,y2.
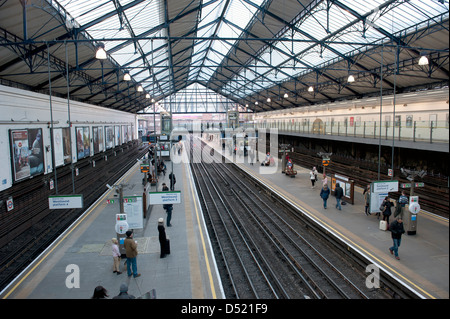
169,172,176,190
158,218,168,258
111,238,122,275
123,230,141,278
389,217,405,260
310,167,318,188
334,182,344,210
320,184,330,209
112,283,136,299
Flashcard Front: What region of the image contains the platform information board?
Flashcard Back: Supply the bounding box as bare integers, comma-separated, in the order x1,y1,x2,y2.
123,196,143,229
149,191,181,205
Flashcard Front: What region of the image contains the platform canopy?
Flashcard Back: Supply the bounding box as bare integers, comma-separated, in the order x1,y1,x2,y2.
0,0,448,114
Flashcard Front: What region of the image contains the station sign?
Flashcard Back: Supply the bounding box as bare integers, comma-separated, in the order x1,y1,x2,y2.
400,182,424,188
49,194,83,209
372,180,398,193
149,191,181,205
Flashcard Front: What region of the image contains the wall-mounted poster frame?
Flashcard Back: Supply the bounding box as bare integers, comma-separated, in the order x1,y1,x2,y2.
93,126,104,154
76,126,90,160
105,126,114,149
114,125,120,146
9,128,45,182
53,127,72,167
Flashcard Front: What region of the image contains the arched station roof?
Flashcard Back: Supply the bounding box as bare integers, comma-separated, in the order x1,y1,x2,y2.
0,0,448,114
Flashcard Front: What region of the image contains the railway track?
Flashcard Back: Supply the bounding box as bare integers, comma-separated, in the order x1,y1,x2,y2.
191,138,397,299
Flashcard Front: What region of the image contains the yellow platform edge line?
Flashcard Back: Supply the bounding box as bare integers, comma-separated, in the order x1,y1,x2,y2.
2,163,138,299
238,164,437,300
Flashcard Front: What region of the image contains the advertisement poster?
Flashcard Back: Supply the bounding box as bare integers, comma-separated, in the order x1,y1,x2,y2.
93,126,104,154
105,126,114,149
76,127,90,160
53,127,71,167
10,128,44,181
114,125,120,146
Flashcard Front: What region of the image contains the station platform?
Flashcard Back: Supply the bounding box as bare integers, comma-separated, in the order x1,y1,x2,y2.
0,150,224,300
1,137,448,301
209,137,449,300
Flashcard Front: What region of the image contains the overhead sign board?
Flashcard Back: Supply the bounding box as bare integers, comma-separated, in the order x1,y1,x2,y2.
49,195,83,209
372,180,398,193
149,191,181,205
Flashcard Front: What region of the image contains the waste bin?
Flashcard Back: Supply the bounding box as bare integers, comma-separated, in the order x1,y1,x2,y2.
403,203,419,235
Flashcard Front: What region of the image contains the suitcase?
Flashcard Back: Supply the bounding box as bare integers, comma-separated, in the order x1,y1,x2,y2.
164,239,171,255
379,220,387,231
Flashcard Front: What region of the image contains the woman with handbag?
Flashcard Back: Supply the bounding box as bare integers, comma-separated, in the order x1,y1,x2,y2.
382,196,393,226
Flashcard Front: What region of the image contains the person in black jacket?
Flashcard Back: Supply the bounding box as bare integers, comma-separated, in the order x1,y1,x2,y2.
389,217,405,260
158,218,168,258
334,183,344,210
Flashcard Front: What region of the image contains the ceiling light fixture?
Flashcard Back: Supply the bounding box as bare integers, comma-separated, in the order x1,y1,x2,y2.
123,72,131,81
283,93,289,98
347,75,355,83
418,55,429,66
267,97,271,103
137,85,143,92
308,86,314,92
95,42,107,60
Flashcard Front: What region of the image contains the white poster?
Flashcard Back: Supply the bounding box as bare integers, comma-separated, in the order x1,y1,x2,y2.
123,196,143,229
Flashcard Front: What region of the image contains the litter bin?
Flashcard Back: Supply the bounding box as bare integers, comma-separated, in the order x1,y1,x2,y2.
403,203,419,235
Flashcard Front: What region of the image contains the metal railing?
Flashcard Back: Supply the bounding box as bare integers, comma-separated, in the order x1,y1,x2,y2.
256,119,449,144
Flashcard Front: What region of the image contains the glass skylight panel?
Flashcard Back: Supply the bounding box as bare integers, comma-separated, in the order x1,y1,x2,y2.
58,0,114,26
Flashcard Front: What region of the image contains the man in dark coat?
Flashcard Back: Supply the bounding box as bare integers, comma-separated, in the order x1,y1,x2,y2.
389,217,405,260
334,182,344,210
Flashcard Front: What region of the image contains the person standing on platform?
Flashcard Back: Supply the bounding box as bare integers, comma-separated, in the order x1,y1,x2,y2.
161,183,173,226
124,231,141,278
169,172,176,191
322,173,328,187
381,196,393,226
334,183,343,210
111,238,122,275
363,185,371,216
320,184,330,209
389,217,405,260
396,191,408,218
158,218,168,258
310,167,318,188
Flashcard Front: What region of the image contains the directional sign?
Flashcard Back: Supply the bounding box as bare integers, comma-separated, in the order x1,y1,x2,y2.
149,191,181,205
400,182,424,188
